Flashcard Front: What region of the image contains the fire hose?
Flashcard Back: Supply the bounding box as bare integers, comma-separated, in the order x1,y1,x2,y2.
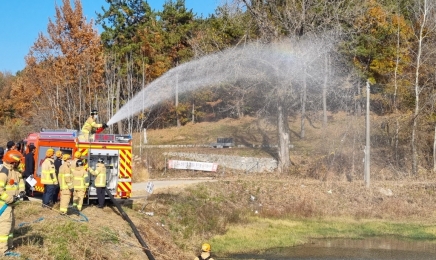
105,188,155,260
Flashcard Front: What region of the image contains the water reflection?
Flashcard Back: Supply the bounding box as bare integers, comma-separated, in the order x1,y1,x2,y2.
221,238,436,260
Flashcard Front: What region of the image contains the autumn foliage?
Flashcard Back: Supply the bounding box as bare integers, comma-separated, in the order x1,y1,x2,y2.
12,0,103,130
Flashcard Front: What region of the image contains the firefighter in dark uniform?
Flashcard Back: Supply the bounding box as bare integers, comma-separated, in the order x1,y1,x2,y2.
52,150,63,203
23,145,36,196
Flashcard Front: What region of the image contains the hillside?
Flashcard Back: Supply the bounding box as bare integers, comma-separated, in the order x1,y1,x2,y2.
9,114,436,259
134,112,416,181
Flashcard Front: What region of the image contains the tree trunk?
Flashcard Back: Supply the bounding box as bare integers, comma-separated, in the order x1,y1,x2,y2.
236,100,243,118
300,66,307,138
356,81,362,117
176,74,181,127
277,102,290,173
412,0,428,175
116,78,123,134
191,102,195,123
322,54,329,128
434,125,436,172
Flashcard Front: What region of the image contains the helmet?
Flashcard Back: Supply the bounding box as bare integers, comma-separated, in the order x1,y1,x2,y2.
46,148,55,157
76,159,84,167
62,154,71,161
55,150,63,158
90,109,98,116
97,158,104,163
74,151,82,159
3,150,22,164
3,150,23,164
201,243,211,252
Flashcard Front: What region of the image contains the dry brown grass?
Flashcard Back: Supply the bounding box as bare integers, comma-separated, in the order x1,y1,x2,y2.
11,199,192,260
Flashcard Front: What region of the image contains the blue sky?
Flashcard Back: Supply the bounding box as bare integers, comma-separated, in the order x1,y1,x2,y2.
0,0,219,74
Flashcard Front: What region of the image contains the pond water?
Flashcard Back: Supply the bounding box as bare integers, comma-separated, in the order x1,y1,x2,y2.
220,238,436,260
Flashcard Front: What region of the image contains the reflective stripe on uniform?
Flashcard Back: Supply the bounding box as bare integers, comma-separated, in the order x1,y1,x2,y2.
0,193,8,201
5,186,18,191
73,177,86,189
0,235,9,242
59,173,72,190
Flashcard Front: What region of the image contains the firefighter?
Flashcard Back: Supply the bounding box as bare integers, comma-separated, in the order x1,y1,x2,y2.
78,109,108,142
23,145,36,197
0,150,25,255
0,147,4,166
194,243,214,260
89,158,106,208
41,148,57,207
70,151,82,172
72,159,88,211
5,141,15,152
58,154,73,215
52,150,63,203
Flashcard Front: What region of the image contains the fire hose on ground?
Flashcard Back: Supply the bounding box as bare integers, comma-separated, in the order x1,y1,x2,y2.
105,188,155,260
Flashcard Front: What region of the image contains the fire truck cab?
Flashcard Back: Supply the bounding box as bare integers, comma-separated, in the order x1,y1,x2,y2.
24,129,132,202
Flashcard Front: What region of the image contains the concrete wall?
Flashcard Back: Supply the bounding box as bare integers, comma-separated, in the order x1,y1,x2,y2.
164,152,277,173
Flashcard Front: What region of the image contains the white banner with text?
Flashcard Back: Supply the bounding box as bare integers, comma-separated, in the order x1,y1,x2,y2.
168,160,218,172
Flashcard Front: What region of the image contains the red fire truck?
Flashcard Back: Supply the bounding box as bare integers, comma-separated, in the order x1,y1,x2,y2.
24,129,132,202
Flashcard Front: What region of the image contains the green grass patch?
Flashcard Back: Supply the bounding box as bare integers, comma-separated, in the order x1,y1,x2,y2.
100,226,120,243
210,217,436,255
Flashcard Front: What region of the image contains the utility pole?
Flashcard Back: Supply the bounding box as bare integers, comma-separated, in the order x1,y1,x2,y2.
364,81,371,188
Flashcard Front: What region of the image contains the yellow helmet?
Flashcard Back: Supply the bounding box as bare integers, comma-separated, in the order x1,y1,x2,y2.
46,148,54,157
62,154,71,161
74,151,82,158
201,243,211,252
55,150,63,158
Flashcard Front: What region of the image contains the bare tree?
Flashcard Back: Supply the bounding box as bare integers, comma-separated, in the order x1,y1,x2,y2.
410,0,436,175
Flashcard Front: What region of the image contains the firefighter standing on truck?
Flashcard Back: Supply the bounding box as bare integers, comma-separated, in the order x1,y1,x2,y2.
41,148,57,207
78,109,108,142
58,154,73,215
72,159,88,211
89,158,106,208
0,150,25,256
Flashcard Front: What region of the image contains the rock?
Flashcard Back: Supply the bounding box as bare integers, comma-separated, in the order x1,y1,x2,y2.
379,187,393,196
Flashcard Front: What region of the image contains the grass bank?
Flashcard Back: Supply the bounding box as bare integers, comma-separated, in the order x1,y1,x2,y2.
146,176,436,257
210,217,436,255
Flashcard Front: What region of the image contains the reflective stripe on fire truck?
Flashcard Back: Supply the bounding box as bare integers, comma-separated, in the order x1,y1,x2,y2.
34,185,44,193
117,149,132,197
119,149,132,178
79,148,88,157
